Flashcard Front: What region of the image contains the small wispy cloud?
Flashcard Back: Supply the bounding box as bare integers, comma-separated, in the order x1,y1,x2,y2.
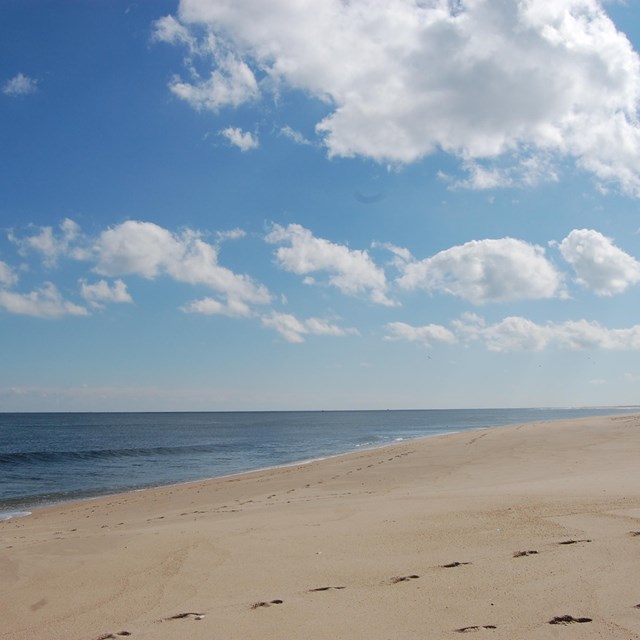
181,296,251,318
3,73,38,97
10,218,83,267
280,125,312,146
216,228,246,243
0,283,88,318
80,279,133,308
219,127,259,151
261,311,358,343
0,260,18,287
385,321,457,348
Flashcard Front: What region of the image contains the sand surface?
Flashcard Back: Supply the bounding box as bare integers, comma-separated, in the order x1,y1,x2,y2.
2,413,640,640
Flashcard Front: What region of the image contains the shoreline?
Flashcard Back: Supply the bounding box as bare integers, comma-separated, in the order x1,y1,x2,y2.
1,425,464,520
2,413,640,639
4,404,635,518
0,411,626,518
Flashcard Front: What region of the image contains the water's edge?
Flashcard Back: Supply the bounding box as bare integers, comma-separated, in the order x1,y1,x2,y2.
3,409,636,520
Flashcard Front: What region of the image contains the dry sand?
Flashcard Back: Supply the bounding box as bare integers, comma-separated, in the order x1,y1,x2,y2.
2,413,640,640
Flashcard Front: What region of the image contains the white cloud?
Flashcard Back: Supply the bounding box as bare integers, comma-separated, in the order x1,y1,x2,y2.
261,310,358,343
557,228,640,295
397,238,564,304
94,221,176,278
152,15,196,50
444,155,560,191
373,241,414,268
0,283,88,318
80,279,133,308
7,219,270,319
159,0,640,195
265,223,395,306
0,260,18,287
280,126,312,146
219,126,259,151
389,313,640,352
153,14,259,111
453,314,640,352
168,57,258,111
11,218,82,267
181,296,251,318
470,315,552,352
3,73,37,97
384,321,457,347
216,228,246,242
94,220,271,308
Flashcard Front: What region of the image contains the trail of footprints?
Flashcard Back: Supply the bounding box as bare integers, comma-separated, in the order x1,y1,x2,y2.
141,451,417,520
91,528,639,637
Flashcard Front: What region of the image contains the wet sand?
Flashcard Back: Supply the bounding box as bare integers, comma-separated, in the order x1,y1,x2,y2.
2,413,640,639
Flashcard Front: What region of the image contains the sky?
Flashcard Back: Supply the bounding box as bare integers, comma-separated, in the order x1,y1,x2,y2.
2,0,640,412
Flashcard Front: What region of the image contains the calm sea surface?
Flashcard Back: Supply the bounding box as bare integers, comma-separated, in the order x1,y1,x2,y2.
0,408,633,518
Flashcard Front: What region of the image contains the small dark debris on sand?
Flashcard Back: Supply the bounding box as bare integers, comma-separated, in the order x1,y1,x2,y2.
442,562,471,568
548,615,592,625
513,550,538,557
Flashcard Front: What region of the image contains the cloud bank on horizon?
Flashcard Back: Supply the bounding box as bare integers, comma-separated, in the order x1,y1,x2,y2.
154,0,640,195
2,217,640,351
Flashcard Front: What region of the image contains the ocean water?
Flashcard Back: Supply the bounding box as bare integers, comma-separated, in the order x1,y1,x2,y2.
0,407,633,518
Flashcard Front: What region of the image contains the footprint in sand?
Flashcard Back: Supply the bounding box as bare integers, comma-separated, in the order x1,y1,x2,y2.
441,562,472,568
95,632,131,639
513,550,538,557
251,599,284,609
161,612,206,621
548,615,592,625
557,539,591,545
455,625,497,633
389,574,420,584
308,586,346,592
629,531,640,537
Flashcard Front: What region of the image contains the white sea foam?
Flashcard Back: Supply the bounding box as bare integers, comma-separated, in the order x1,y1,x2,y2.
0,510,32,521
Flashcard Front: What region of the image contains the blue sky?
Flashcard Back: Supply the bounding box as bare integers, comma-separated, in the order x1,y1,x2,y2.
2,0,640,411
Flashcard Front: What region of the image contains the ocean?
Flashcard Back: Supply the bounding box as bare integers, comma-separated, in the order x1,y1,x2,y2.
0,407,634,519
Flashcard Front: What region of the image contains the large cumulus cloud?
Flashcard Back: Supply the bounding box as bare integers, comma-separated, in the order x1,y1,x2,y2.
155,0,640,194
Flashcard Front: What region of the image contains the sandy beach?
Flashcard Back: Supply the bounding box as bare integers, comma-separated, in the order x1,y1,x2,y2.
2,413,640,640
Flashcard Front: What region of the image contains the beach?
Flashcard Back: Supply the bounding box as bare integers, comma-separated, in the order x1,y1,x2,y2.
2,413,640,640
